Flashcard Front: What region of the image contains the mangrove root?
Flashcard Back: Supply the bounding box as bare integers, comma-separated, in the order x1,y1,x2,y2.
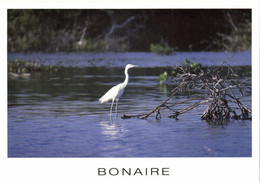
122,62,251,123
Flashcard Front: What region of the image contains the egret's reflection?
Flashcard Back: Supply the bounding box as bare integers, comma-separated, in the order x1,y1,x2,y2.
99,120,128,140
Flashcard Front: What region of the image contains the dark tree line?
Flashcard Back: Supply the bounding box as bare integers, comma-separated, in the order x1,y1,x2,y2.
8,9,251,52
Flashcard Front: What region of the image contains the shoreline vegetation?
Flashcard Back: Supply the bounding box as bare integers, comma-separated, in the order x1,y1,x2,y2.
8,9,251,54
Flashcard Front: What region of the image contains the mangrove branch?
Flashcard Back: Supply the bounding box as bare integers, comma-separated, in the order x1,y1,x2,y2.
122,62,251,123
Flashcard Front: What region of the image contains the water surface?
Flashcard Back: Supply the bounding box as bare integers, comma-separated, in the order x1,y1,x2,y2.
8,52,251,157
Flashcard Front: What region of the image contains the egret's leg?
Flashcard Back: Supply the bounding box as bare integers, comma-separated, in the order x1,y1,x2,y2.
110,99,114,123
115,99,119,123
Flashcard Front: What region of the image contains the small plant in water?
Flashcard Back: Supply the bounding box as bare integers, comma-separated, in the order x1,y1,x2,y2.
181,59,202,74
158,71,169,84
157,59,202,84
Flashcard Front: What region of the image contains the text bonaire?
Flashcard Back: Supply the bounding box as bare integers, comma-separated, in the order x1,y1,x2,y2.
98,167,170,176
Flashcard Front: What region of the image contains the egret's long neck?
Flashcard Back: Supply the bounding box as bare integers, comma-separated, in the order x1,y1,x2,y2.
122,68,129,87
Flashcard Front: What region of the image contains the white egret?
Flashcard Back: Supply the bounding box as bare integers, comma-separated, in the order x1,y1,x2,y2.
99,64,138,122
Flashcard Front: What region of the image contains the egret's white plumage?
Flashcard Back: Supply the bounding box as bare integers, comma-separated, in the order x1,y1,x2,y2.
99,64,138,122
99,83,125,103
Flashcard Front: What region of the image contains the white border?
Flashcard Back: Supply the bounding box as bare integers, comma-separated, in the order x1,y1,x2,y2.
0,1,259,182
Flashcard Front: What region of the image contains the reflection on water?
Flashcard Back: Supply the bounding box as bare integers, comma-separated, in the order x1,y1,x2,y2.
100,121,127,139
8,52,251,157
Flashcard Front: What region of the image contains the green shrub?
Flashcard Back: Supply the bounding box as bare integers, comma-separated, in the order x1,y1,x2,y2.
158,59,202,84
8,59,61,74
150,43,174,55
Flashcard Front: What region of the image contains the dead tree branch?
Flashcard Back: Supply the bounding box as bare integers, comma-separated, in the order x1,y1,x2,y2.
104,15,143,51
122,62,251,123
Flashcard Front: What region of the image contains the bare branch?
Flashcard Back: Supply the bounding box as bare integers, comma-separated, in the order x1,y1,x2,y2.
122,63,251,122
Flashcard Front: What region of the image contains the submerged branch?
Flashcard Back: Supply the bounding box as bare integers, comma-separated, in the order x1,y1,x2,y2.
139,82,185,119
168,99,210,119
122,62,251,123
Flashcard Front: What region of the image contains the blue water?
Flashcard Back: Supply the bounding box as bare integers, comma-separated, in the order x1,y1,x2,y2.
8,52,251,157
8,51,251,67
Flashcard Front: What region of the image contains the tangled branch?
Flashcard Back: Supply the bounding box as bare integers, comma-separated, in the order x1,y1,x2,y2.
122,62,251,123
